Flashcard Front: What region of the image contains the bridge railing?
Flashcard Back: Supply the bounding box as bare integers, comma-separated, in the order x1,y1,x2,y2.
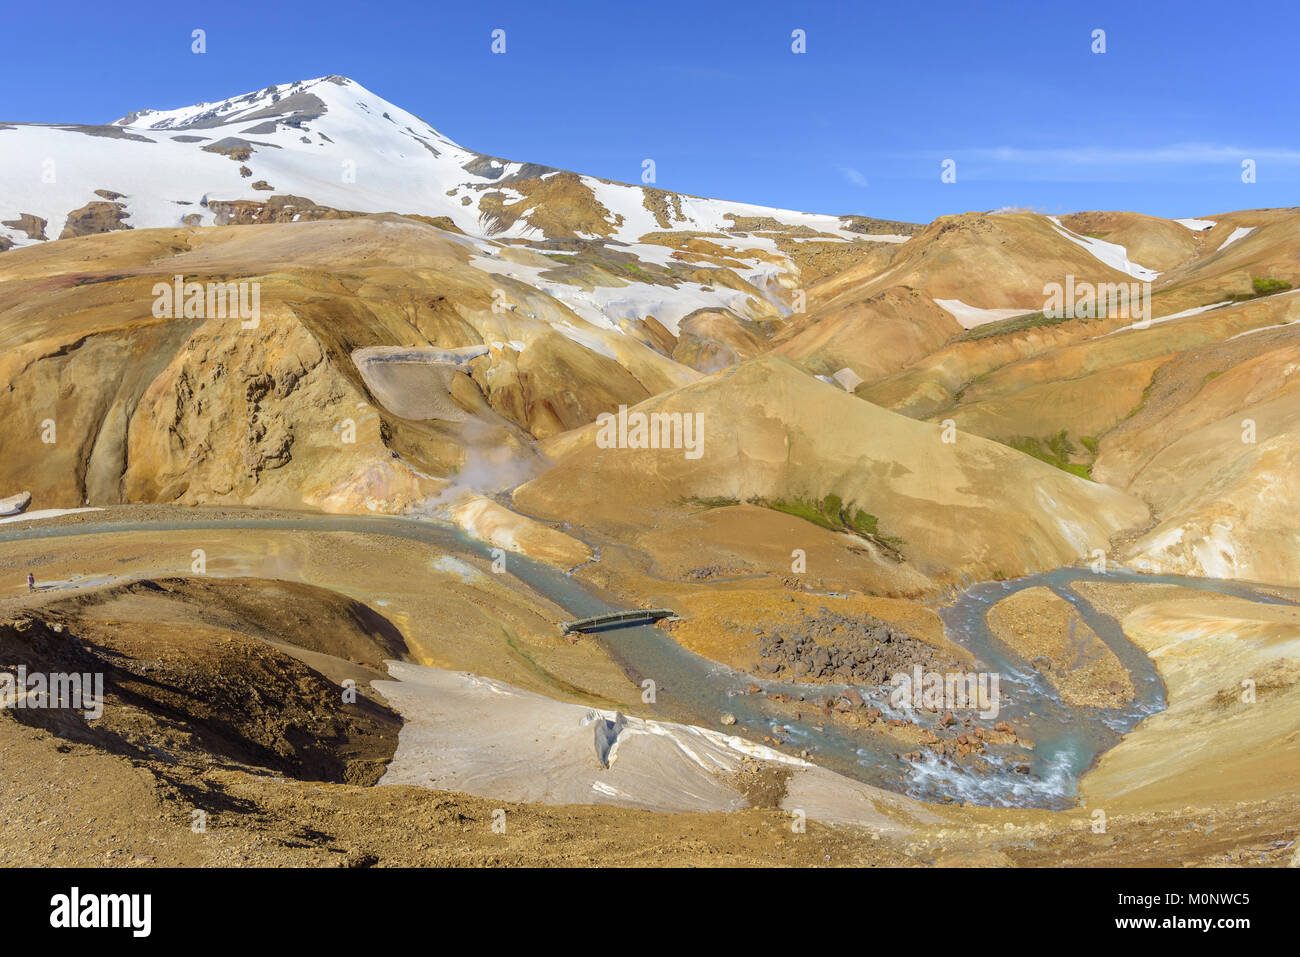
561,608,677,634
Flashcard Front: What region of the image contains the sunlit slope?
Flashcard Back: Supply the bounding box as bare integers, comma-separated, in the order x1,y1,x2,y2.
770,285,963,384
514,355,1149,584
1055,210,1202,273
840,210,1300,585
1080,588,1300,809
808,211,1159,319
0,217,710,513
1108,325,1300,584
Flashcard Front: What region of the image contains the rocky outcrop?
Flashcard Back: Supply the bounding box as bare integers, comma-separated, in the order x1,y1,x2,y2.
2,213,48,241
200,137,260,161
58,201,132,239
208,194,363,225
124,309,335,504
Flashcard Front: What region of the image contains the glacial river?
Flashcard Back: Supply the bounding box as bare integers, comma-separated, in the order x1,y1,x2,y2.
5,510,1294,809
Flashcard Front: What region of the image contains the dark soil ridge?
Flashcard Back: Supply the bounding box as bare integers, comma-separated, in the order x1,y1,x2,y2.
0,576,406,785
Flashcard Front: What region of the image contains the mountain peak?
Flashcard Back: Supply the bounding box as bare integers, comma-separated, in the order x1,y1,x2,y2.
0,74,885,256
110,75,373,131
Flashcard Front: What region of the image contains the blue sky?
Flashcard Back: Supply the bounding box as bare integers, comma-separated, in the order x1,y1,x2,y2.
5,0,1296,222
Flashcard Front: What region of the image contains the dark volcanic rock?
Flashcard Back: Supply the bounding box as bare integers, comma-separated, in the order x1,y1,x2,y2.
751,606,956,685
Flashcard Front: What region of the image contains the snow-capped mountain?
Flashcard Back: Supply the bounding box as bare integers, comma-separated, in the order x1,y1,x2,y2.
0,75,892,250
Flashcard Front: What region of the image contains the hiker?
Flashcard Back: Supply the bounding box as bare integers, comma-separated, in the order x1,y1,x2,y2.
26,572,35,592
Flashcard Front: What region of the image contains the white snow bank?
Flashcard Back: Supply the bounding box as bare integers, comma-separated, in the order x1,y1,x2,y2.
0,507,103,526
1100,300,1231,338
1218,226,1255,251
373,662,926,830
1047,216,1160,282
933,298,1033,330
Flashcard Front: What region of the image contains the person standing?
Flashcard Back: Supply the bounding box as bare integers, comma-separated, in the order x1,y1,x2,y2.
26,572,34,592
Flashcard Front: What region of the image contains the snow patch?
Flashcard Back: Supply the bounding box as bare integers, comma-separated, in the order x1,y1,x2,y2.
1100,300,1231,338
0,507,103,525
1047,216,1160,282
1217,226,1255,251
933,298,1032,330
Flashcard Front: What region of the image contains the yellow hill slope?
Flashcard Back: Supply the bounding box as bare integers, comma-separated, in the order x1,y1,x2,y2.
516,355,1149,584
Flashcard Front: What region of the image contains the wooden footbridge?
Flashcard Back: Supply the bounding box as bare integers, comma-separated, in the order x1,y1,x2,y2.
561,608,677,635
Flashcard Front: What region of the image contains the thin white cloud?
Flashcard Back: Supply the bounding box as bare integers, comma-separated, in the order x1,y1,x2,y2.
837,165,868,187
963,144,1300,165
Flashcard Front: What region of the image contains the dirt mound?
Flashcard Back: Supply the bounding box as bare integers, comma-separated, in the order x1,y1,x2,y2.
1,577,406,784
40,575,408,670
